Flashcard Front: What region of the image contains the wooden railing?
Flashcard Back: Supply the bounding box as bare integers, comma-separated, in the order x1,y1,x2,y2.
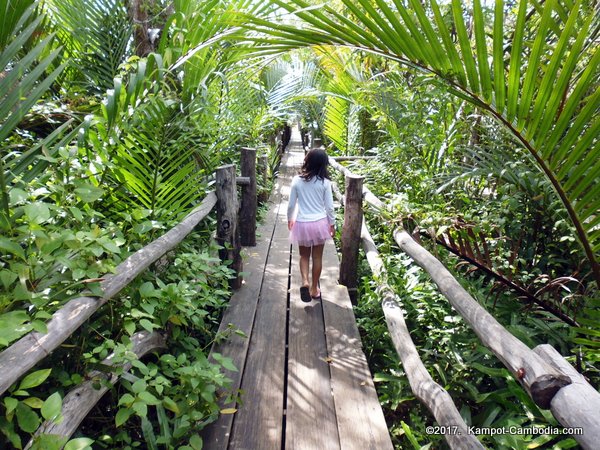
0,146,268,444
330,156,600,450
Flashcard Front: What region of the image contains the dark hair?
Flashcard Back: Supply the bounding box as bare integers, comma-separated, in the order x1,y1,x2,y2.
299,149,330,181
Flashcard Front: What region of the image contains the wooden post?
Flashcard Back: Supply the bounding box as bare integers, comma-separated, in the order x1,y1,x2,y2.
258,154,269,203
216,164,242,289
259,154,268,186
313,137,323,148
339,174,364,304
240,147,257,246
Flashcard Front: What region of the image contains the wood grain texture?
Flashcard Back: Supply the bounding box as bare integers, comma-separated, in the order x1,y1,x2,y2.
226,151,294,450
0,193,217,396
286,245,340,450
321,241,394,450
216,165,242,289
533,344,600,450
393,229,571,408
339,174,364,298
240,147,257,246
201,169,283,449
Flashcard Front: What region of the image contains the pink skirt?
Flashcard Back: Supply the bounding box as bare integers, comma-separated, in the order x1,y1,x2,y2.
289,217,332,247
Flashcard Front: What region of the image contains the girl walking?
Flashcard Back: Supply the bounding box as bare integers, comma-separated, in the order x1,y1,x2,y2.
287,149,335,302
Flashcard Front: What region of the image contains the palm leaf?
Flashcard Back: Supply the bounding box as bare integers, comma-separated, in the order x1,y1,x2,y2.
45,0,132,91
242,0,600,285
0,6,65,228
111,98,207,221
0,0,35,50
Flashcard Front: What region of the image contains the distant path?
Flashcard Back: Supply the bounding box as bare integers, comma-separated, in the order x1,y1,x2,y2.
202,129,393,449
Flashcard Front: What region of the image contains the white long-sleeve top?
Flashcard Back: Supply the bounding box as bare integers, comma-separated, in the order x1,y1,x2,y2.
287,175,335,224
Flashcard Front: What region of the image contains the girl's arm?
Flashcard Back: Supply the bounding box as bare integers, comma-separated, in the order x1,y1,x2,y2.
287,178,298,230
325,180,335,226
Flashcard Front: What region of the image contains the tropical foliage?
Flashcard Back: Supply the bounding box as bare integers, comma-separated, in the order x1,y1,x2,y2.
0,0,598,448
245,0,600,286
0,0,285,448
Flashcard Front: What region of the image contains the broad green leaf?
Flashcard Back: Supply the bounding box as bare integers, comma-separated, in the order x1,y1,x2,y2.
115,407,133,427
190,434,203,450
132,401,148,417
139,319,157,332
23,397,44,409
30,434,68,450
41,392,62,421
131,378,147,394
118,393,135,407
138,391,161,406
4,397,18,414
23,202,51,225
0,237,26,260
19,369,52,390
74,184,104,203
162,397,180,415
16,403,40,433
64,438,94,450
0,269,18,288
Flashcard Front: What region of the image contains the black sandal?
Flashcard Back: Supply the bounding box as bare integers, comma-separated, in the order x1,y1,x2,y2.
300,286,311,302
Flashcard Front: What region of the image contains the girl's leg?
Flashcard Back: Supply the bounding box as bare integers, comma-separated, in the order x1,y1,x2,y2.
298,245,311,287
310,244,325,297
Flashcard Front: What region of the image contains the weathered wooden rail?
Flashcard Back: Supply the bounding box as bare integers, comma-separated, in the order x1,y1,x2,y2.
26,331,167,449
329,156,600,450
0,146,269,443
333,185,483,449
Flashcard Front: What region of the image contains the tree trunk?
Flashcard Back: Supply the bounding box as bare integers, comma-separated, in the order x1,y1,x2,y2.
127,0,155,57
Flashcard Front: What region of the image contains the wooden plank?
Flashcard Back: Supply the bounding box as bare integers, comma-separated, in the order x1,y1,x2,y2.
201,175,284,449
320,241,394,450
286,244,340,450
226,148,297,449
227,205,290,449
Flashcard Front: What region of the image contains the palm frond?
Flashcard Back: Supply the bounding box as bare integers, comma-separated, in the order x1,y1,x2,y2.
44,0,132,92
244,0,600,284
110,97,208,221
0,6,66,229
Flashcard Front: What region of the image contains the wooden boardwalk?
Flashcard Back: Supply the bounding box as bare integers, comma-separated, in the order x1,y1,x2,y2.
202,133,393,450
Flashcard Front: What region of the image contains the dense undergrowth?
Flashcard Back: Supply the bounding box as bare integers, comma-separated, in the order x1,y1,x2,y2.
2,0,598,448
331,102,598,449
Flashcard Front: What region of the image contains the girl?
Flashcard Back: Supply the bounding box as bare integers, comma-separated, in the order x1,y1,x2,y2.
287,149,335,302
